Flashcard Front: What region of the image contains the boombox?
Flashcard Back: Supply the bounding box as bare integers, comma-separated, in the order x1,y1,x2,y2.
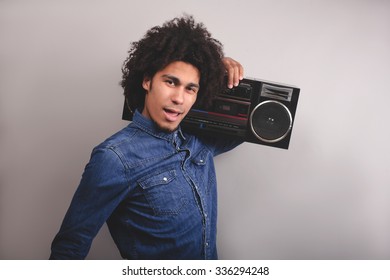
181,78,300,149
122,78,300,149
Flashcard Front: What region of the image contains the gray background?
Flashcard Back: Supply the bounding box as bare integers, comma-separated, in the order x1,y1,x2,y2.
1,0,389,259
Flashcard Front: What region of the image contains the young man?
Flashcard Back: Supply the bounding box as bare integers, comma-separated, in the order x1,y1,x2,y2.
50,15,244,260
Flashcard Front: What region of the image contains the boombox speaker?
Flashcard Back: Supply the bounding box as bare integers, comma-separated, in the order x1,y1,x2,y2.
122,78,300,149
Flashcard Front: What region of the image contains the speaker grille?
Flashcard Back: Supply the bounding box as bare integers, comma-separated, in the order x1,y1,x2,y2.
250,100,292,143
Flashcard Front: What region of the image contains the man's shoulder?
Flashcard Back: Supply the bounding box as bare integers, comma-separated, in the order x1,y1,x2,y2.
183,131,243,156
95,122,140,151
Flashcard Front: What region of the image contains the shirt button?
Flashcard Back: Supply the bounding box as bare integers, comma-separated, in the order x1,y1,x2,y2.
199,159,204,163
205,242,209,247
163,177,168,182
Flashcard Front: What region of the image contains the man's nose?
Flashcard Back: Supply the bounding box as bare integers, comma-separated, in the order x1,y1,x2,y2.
171,87,185,104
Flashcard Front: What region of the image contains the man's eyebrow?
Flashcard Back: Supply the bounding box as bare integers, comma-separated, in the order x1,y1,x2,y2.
162,74,199,88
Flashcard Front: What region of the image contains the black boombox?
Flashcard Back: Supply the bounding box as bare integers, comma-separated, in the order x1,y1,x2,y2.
122,78,300,149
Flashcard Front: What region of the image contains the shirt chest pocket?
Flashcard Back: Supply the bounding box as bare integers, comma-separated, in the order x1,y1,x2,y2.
190,148,215,194
191,148,209,166
138,169,188,216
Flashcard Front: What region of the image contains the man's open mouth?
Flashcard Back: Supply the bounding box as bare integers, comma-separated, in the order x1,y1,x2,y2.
163,108,183,121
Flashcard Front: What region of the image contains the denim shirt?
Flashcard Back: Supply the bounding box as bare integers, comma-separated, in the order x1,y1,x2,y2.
50,111,242,260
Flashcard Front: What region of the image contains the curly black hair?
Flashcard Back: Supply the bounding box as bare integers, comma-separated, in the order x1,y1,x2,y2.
120,15,226,115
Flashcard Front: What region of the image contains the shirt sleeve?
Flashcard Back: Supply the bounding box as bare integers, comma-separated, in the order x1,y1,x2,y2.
199,134,244,157
50,147,130,259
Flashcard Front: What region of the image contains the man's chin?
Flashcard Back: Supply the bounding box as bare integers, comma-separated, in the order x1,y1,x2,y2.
154,121,180,133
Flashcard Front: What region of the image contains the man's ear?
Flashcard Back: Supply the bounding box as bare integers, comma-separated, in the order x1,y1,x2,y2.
142,76,151,92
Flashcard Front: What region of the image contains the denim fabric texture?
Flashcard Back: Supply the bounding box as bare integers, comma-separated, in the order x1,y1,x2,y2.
50,110,242,259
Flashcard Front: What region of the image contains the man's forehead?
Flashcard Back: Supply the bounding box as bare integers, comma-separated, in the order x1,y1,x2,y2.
157,61,200,83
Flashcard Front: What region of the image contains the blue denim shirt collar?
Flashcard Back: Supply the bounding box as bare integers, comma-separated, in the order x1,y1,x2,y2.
132,110,186,143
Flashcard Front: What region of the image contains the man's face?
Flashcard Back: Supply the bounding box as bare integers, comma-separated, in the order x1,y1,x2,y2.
142,61,200,132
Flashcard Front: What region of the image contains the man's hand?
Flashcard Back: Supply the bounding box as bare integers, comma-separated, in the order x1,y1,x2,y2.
222,57,244,88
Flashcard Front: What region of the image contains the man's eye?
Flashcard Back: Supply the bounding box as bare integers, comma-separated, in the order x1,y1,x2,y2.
165,80,175,86
188,87,198,93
